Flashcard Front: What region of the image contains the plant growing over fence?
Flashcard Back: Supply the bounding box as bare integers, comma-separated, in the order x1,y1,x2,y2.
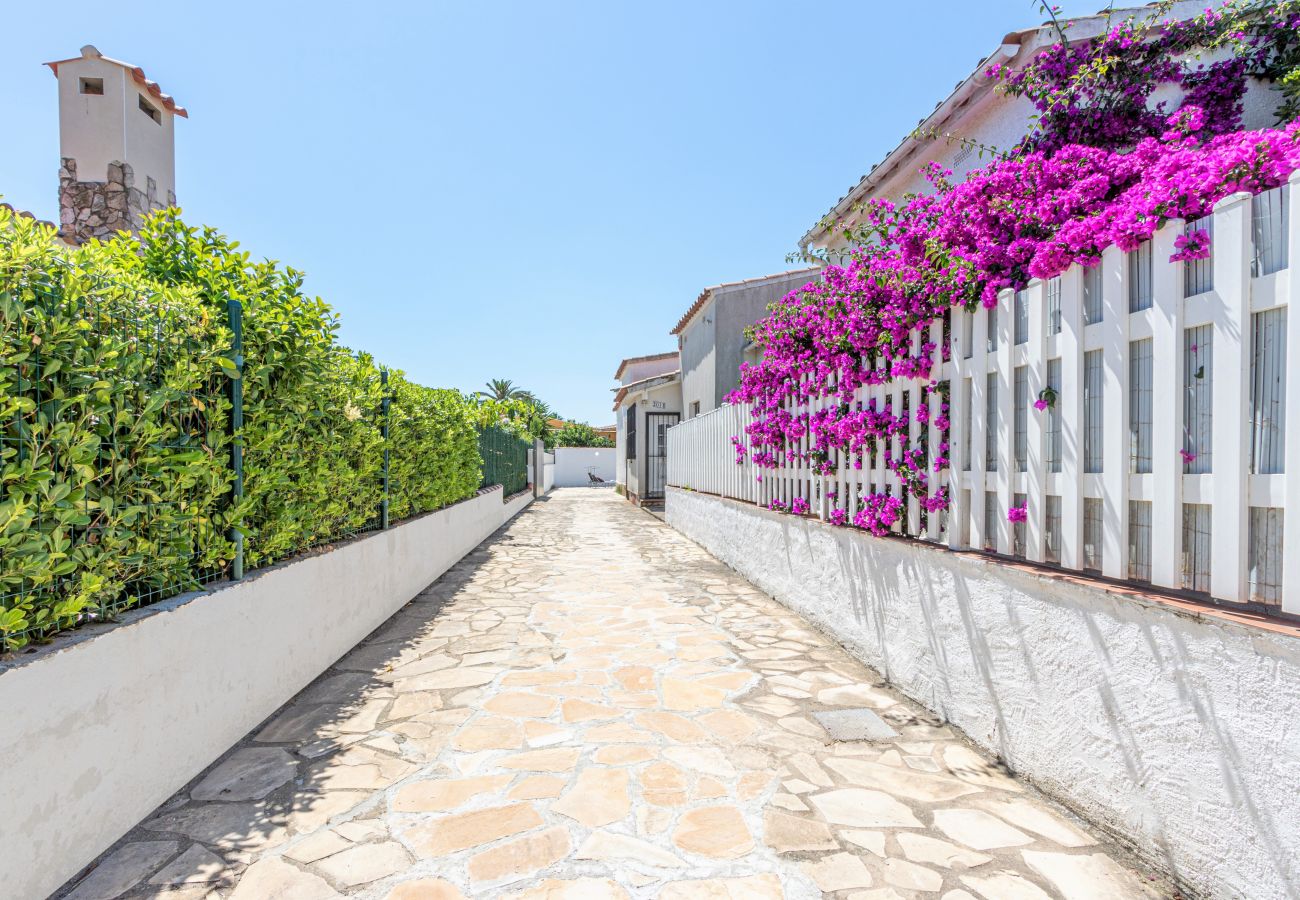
1,210,485,650
553,421,614,448
733,1,1300,536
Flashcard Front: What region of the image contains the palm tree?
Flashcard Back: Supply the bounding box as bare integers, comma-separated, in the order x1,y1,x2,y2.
478,378,537,403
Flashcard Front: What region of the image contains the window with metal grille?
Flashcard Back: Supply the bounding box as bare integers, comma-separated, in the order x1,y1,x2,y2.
1128,500,1152,582
1014,290,1028,345
1129,339,1153,473
1013,492,1027,558
1083,497,1103,573
1014,366,1028,472
962,310,973,359
1083,264,1103,325
1252,184,1289,277
1184,217,1214,297
987,305,998,352
984,490,1000,553
961,488,972,546
1248,507,1283,605
1181,503,1212,593
1047,277,1062,336
1128,241,1153,311
1184,326,1212,473
1045,495,1062,564
986,372,998,472
1084,350,1104,473
962,378,972,472
626,402,637,459
1250,308,1286,474
1046,358,1062,473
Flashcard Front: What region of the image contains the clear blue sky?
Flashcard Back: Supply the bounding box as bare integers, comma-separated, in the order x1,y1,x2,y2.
2,1,1102,426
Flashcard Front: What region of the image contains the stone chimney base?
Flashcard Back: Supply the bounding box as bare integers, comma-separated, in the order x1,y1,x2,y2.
58,158,174,245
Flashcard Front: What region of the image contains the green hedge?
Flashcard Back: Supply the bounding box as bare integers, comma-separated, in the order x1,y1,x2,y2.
1,209,485,650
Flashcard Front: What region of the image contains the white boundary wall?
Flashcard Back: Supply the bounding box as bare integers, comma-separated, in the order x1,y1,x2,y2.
666,486,1300,900
670,178,1300,614
0,487,532,900
554,447,617,486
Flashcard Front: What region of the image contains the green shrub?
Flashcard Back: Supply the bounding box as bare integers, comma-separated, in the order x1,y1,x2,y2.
0,210,235,647
1,210,485,650
554,421,614,448
388,376,481,520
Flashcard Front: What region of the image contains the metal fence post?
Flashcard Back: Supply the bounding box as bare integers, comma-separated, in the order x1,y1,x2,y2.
381,368,391,530
226,297,245,581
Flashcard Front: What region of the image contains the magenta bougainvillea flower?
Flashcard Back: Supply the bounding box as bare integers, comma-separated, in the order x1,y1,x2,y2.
791,497,810,516
1171,229,1213,262
1180,449,1198,465
1007,504,1028,523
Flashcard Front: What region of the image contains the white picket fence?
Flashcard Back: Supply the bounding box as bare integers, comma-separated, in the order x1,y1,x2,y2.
668,176,1299,615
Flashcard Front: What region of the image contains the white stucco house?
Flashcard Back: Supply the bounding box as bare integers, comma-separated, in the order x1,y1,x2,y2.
672,268,821,420
611,269,825,506
612,352,681,504
798,0,1277,259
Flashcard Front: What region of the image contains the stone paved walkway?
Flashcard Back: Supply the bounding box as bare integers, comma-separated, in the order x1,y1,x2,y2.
59,489,1170,900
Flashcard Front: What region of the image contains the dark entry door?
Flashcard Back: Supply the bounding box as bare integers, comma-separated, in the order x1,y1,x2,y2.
644,412,679,500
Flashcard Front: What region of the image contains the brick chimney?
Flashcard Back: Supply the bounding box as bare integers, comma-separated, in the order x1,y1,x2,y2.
45,45,187,244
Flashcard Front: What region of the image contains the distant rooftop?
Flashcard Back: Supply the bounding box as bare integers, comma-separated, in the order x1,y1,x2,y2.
670,267,821,336
613,351,678,381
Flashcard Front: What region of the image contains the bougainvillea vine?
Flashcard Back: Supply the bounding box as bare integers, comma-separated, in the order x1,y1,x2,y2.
730,1,1300,538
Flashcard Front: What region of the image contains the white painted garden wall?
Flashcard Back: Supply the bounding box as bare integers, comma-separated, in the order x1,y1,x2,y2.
554,447,616,486
666,486,1300,900
671,177,1299,614
0,487,532,900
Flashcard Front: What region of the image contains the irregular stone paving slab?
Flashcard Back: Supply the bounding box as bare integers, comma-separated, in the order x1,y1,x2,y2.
190,747,299,801
64,842,179,900
59,489,1171,899
813,707,900,741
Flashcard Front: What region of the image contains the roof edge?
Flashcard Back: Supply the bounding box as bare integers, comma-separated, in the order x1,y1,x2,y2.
45,46,188,118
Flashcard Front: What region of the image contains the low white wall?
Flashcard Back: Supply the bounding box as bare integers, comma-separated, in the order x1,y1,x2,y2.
0,487,532,900
543,461,556,494
666,487,1300,900
554,447,616,486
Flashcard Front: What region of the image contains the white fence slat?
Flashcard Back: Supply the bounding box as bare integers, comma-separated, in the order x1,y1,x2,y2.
1101,245,1129,580
1211,193,1253,601
1027,279,1047,562
1284,171,1300,615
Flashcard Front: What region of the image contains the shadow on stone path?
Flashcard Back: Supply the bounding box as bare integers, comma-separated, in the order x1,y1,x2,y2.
56,488,1172,900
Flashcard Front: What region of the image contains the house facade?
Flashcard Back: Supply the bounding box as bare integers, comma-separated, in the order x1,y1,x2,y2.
798,0,1276,258
672,268,821,419
612,352,681,504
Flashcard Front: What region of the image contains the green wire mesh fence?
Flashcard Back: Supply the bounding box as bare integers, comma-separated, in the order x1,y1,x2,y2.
478,425,529,498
